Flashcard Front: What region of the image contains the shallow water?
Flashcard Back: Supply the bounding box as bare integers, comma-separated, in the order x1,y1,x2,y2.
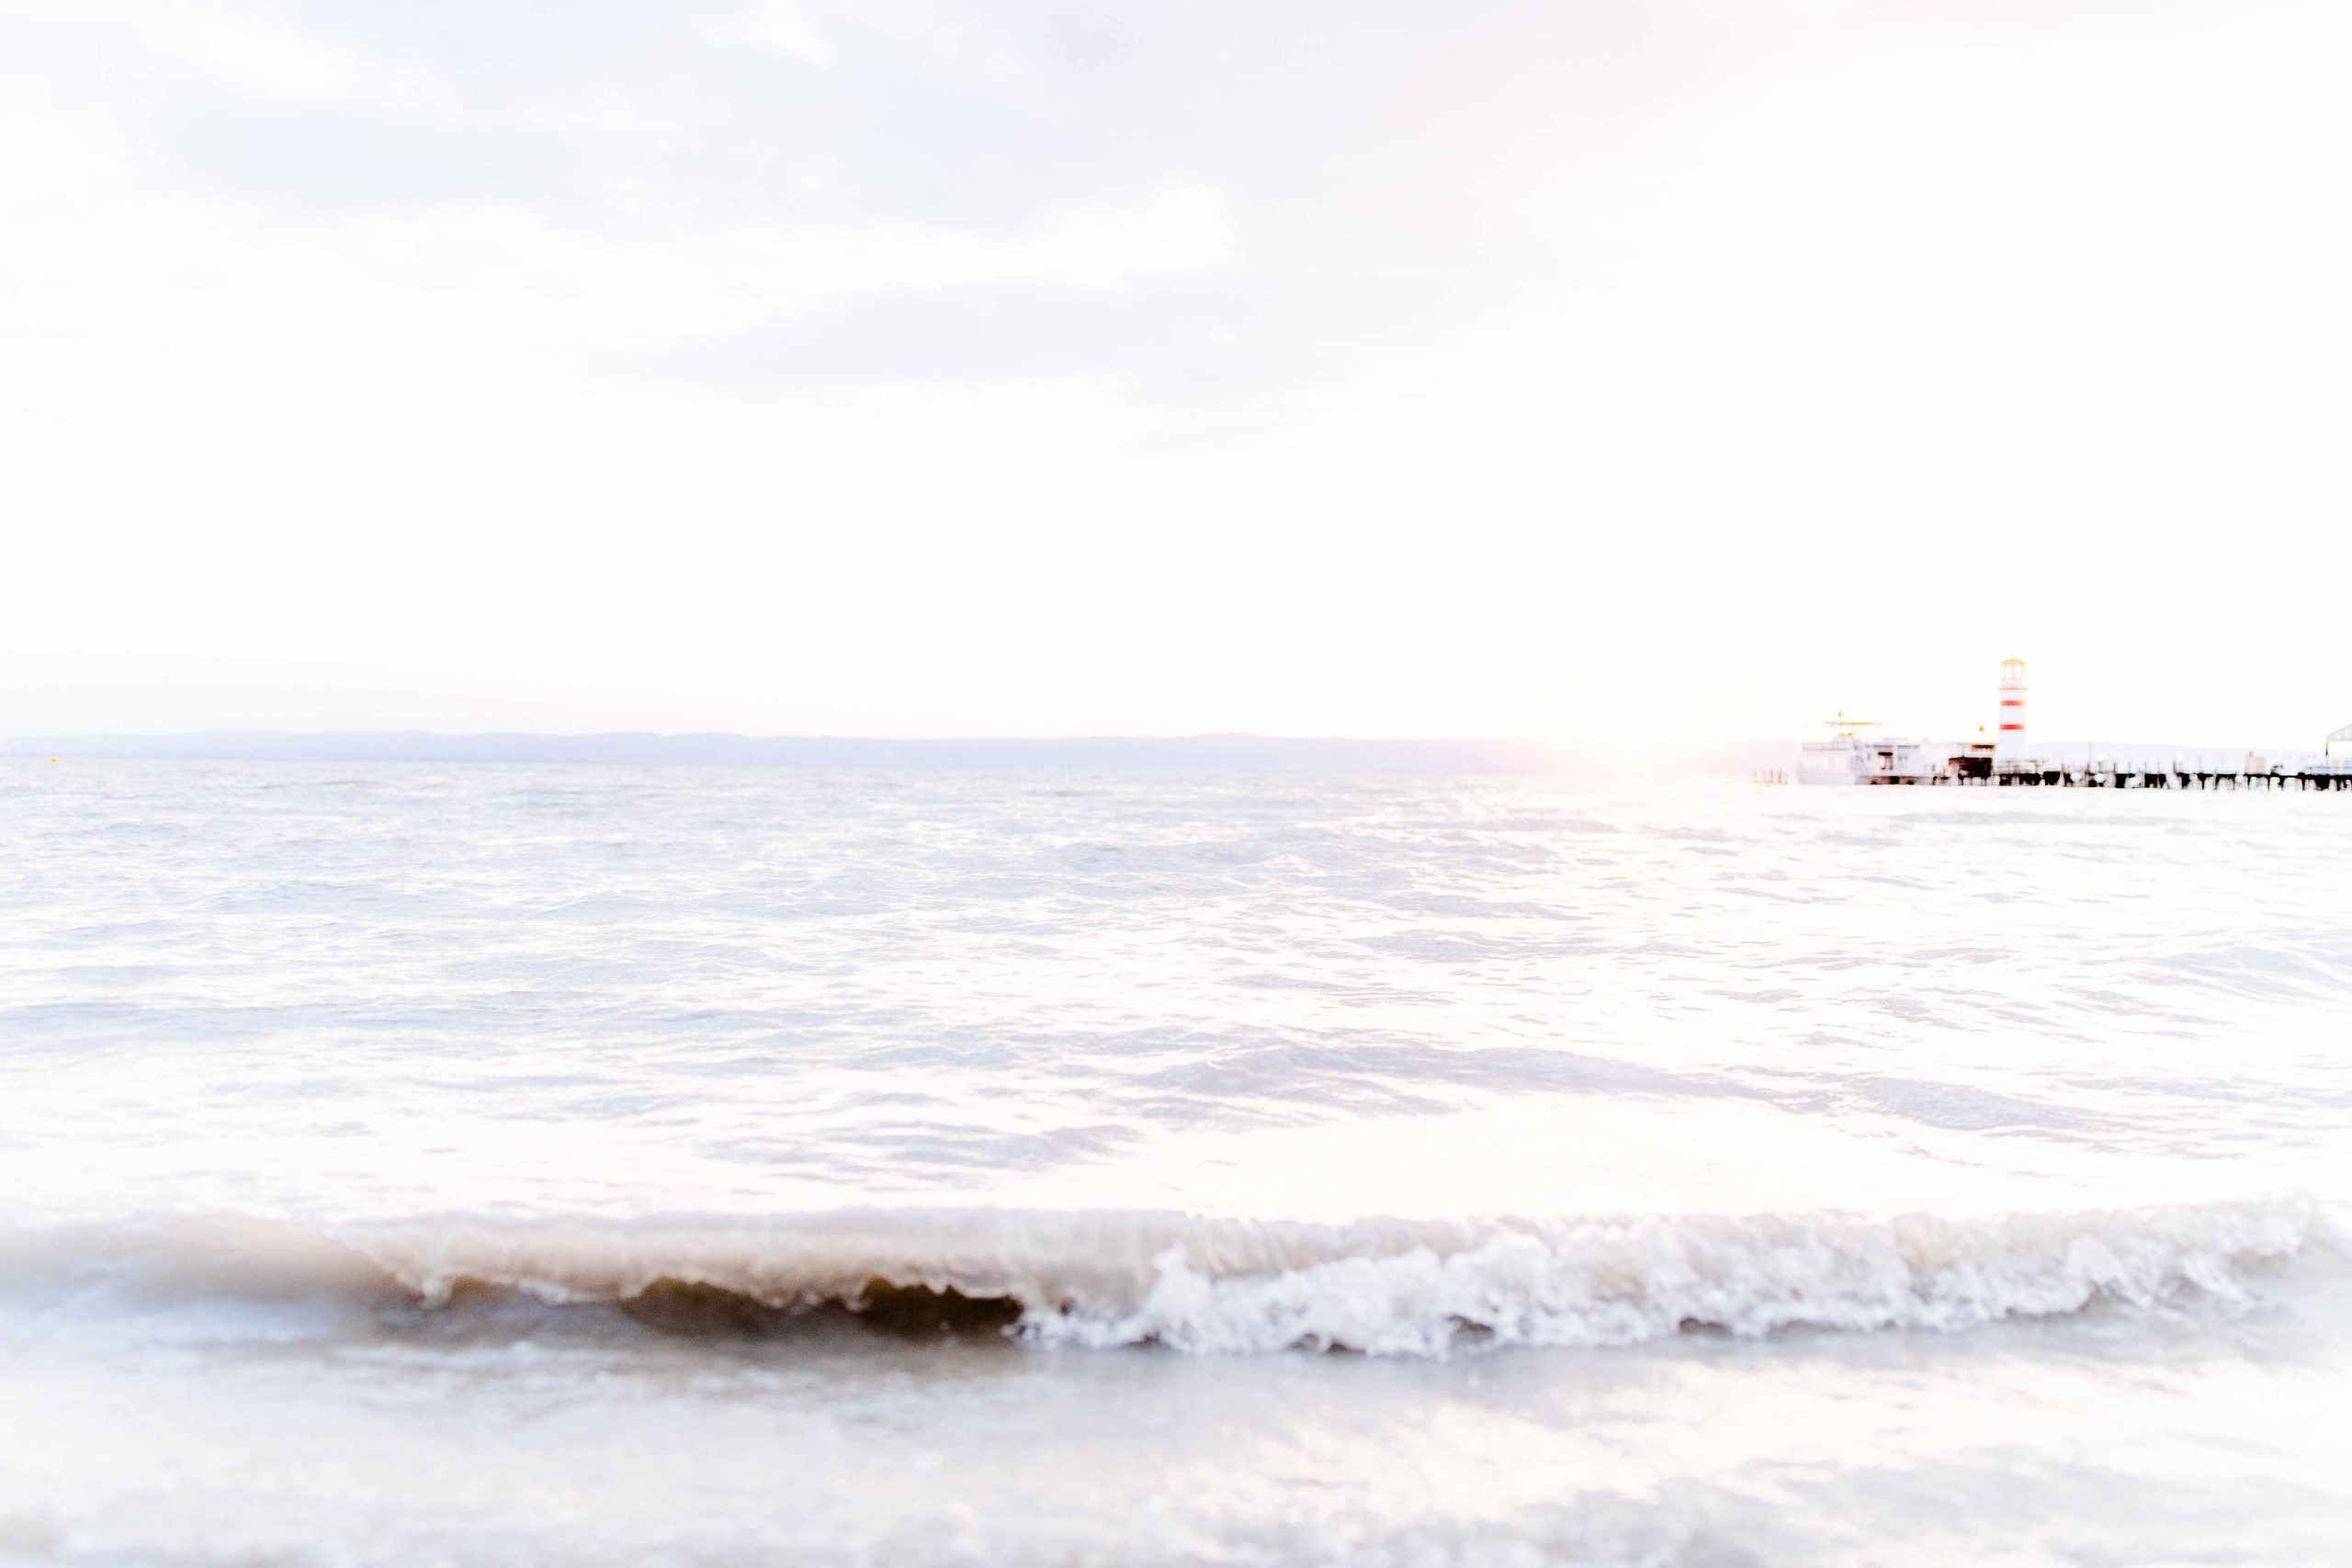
1,761,2346,1563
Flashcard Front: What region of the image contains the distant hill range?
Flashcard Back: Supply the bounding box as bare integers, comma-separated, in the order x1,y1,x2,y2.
0,731,1790,774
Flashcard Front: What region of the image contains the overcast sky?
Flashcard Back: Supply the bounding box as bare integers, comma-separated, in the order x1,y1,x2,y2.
4,0,2346,744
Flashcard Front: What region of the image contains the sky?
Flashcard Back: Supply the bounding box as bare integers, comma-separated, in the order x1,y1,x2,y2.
3,0,2346,746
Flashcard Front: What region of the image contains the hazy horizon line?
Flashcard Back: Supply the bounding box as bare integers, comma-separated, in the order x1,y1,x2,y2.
0,730,2299,773
0,730,1767,773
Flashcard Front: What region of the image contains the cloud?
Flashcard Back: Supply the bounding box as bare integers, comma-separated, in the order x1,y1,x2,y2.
0,0,452,107
6,0,2352,740
707,0,833,68
156,101,573,214
633,277,1274,395
2,0,1597,407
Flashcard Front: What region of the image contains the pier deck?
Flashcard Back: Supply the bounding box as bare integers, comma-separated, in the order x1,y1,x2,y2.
1949,761,2352,789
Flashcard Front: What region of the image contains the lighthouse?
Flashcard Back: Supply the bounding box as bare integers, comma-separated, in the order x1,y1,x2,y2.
1997,659,2028,755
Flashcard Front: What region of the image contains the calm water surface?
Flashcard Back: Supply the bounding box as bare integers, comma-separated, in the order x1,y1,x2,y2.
1,761,2346,1564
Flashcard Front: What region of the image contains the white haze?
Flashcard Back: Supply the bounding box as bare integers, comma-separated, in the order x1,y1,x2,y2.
2,0,2346,746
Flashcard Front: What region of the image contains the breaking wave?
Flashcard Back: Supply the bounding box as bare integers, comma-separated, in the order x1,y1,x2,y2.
4,1199,2327,1358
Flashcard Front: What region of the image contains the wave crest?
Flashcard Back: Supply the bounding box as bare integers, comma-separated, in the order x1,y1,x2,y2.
1023,1203,2319,1354
5,1200,2324,1357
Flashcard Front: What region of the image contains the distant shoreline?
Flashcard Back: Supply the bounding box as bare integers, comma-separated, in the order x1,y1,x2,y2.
0,732,1609,773
0,732,2296,774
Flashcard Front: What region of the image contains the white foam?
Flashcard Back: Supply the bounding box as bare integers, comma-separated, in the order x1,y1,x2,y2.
5,1199,2317,1358
1016,1201,2322,1354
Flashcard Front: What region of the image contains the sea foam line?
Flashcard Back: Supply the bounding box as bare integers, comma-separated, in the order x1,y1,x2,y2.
0,1200,2324,1357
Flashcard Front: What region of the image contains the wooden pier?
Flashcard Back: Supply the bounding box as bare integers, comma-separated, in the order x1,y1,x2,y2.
1950,761,2352,789
1793,710,2352,788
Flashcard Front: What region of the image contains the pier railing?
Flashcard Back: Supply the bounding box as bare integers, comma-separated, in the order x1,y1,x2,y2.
1758,758,2352,789
1975,759,2350,789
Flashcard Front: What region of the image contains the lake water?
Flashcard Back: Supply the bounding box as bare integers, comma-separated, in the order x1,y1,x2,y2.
1,761,2346,1564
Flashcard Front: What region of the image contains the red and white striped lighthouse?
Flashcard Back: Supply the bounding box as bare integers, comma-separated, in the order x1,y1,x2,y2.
1997,658,2028,749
